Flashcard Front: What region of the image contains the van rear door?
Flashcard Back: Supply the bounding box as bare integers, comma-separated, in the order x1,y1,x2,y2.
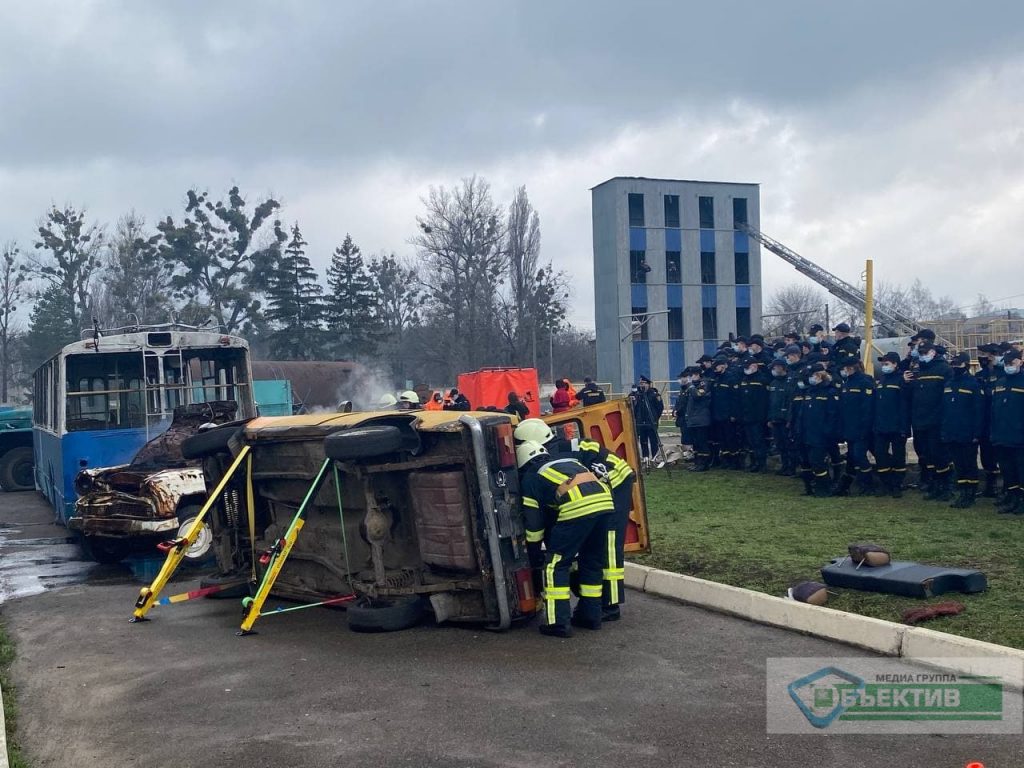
543,399,650,554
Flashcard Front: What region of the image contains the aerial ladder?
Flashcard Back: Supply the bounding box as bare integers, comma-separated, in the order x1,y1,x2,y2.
737,223,952,346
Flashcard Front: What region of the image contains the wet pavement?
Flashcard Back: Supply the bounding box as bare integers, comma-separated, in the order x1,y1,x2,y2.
2,489,1022,768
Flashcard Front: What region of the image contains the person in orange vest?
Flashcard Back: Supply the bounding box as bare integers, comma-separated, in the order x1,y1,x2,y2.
424,391,444,411
562,378,579,408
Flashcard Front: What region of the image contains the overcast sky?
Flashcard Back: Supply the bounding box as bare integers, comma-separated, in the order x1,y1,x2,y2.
3,0,1024,328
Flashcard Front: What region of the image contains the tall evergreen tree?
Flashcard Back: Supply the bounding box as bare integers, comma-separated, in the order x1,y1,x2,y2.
264,223,324,359
325,234,380,360
23,284,77,373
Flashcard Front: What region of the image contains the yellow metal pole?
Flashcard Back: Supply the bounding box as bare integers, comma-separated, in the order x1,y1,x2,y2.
863,259,874,375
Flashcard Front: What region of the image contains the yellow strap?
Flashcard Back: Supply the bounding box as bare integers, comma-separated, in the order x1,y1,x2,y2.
606,529,619,605
246,453,257,583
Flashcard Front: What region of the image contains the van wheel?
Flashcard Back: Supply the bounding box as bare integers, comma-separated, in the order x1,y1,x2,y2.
81,535,129,565
176,505,214,562
346,596,425,632
0,446,34,491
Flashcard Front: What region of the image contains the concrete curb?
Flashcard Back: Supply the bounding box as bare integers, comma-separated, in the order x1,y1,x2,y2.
628,562,1024,680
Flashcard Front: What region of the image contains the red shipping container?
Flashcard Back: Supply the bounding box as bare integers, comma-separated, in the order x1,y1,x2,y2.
456,367,542,417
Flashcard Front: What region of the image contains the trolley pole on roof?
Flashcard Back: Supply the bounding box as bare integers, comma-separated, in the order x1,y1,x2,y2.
863,259,874,375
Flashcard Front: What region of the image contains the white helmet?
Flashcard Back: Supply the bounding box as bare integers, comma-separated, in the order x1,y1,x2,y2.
516,440,548,469
513,418,554,445
377,393,398,408
398,390,420,404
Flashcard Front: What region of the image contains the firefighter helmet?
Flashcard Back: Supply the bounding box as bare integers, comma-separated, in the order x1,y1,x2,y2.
515,440,548,469
513,418,554,445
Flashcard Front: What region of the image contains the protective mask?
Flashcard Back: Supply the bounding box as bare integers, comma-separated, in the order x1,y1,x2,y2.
881,364,895,375
920,353,935,364
774,350,785,359
772,369,786,378
995,355,1005,365
840,370,850,379
731,343,740,352
1006,365,1021,375
677,378,685,386
911,348,920,359
810,375,821,386
808,336,820,346
797,381,806,390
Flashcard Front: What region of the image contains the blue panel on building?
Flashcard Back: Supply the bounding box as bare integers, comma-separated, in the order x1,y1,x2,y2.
667,284,682,308
704,340,719,357
665,227,681,251
629,227,647,251
632,340,651,383
734,231,749,253
631,283,648,308
700,229,716,252
701,285,717,307
736,285,751,308
668,341,685,379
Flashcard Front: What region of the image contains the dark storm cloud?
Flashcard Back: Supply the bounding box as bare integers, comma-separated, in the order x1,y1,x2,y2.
3,0,1023,170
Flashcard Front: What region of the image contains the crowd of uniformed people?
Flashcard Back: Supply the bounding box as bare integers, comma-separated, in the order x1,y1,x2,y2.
668,325,1024,512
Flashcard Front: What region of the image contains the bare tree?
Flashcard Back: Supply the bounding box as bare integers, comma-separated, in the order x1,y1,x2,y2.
412,176,507,372
94,212,175,328
763,283,826,336
0,243,26,401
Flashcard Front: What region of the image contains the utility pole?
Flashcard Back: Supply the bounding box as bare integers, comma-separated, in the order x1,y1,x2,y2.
863,260,874,375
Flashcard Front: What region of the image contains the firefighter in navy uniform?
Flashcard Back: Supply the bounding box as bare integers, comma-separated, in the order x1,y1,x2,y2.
683,366,713,472
796,363,839,497
906,340,954,501
835,355,876,495
517,441,615,636
578,377,607,408
737,358,771,472
975,344,1002,498
991,350,1024,515
941,352,985,508
767,359,794,475
710,356,741,468
831,322,861,358
514,419,634,621
873,352,911,497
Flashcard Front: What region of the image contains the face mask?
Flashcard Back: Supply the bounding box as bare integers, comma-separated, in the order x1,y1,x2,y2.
810,375,822,386
808,336,820,346
772,369,786,378
920,353,935,364
881,364,895,375
797,380,806,389
840,370,851,379
911,348,920,359
995,355,1005,365
745,366,757,375
731,343,740,352
774,350,785,359
1006,365,1021,375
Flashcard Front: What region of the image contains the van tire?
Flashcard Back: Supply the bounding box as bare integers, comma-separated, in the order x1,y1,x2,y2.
324,426,406,462
346,596,425,632
0,446,34,491
182,423,245,460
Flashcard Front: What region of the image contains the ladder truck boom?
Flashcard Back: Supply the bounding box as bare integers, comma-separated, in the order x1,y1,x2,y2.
738,223,937,341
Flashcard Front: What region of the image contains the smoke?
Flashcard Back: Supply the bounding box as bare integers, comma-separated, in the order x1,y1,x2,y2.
334,361,399,412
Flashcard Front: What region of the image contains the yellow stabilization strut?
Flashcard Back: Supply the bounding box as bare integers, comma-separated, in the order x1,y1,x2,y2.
237,457,333,635
131,445,252,622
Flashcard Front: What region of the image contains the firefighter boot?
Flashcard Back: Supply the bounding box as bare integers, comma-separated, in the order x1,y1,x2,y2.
854,471,875,497
888,473,904,499
813,473,834,498
929,473,953,502
800,469,815,496
918,467,933,497
832,473,854,497
950,485,976,509
982,473,999,499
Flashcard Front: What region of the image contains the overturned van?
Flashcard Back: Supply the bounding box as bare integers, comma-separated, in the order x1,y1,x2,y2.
133,400,648,632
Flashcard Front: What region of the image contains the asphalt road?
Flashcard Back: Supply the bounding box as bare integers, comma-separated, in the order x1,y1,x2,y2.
1,490,1019,768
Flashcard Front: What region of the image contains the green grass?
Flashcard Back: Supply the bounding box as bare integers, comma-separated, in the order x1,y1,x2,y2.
633,468,1024,650
0,619,29,767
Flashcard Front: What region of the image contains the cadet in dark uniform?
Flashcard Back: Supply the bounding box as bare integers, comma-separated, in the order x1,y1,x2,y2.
709,356,737,468
975,344,1002,497
633,375,664,464
578,377,606,408
517,441,615,636
836,355,876,495
683,366,713,472
873,352,910,497
748,334,772,365
832,322,862,358
738,358,771,472
796,363,839,497
906,340,954,501
992,350,1024,515
941,352,984,508
767,359,794,475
